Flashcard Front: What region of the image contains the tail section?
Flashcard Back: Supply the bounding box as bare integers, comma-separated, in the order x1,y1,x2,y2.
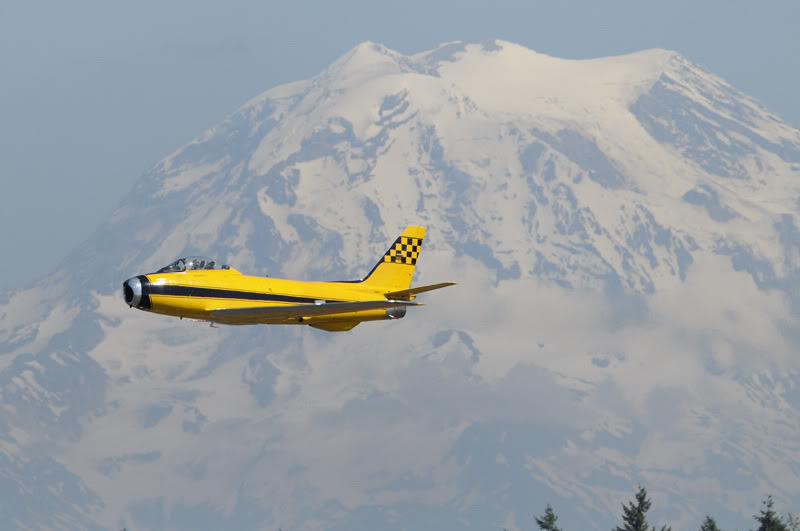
361,226,426,291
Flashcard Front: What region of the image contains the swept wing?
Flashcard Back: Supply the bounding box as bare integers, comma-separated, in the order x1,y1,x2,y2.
209,299,420,322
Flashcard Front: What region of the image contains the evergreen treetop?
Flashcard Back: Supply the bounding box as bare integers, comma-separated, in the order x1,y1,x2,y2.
753,495,788,531
535,503,563,531
612,486,671,531
700,515,721,531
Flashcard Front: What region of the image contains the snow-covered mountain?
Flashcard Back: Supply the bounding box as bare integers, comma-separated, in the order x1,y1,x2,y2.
2,40,800,530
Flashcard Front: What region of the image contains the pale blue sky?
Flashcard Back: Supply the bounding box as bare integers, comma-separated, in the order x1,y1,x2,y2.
1,0,798,292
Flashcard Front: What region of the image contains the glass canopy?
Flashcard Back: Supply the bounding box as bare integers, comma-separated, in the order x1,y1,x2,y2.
156,256,228,273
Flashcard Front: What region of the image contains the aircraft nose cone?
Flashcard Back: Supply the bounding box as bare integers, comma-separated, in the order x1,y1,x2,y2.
123,277,142,307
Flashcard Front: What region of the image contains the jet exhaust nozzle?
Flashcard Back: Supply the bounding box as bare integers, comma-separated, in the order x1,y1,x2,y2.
385,307,407,320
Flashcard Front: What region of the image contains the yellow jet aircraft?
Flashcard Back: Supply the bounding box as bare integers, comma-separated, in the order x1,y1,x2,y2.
122,225,455,332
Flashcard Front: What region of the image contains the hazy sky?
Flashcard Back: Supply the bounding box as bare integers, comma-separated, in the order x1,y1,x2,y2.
1,0,798,292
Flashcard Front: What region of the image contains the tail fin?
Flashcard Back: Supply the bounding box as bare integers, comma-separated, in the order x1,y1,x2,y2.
360,226,426,290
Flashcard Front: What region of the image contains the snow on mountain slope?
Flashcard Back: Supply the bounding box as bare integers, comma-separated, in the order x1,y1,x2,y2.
1,40,800,530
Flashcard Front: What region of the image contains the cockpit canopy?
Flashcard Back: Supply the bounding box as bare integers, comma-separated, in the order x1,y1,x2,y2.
156,256,229,273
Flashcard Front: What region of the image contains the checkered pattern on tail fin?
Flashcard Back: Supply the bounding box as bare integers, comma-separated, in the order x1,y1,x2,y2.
383,236,422,265
360,225,426,290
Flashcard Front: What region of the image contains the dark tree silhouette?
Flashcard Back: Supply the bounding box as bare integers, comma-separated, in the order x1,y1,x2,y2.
613,486,671,531
532,489,797,531
535,504,563,531
753,495,788,531
700,515,721,531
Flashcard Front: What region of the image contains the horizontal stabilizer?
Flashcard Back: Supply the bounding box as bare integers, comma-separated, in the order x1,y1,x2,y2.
384,282,456,301
209,300,420,322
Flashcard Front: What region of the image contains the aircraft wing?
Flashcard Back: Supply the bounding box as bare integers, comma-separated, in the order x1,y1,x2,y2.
209,300,420,322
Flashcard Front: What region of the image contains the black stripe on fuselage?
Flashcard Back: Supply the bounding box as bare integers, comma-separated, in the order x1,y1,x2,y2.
144,284,341,304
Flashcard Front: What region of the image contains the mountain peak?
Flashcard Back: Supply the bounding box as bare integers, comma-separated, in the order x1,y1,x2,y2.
317,40,686,120
430,41,678,114
324,40,410,84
